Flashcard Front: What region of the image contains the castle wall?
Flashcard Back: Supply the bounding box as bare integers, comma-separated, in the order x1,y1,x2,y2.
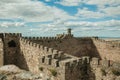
0,38,3,66
92,38,120,62
39,58,66,80
26,37,101,58
19,38,64,73
39,53,92,80
19,38,42,73
64,59,82,80
23,36,120,63
3,33,21,65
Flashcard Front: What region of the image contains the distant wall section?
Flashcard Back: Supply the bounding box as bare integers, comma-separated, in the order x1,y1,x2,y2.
0,38,3,66
25,37,101,58
92,38,120,62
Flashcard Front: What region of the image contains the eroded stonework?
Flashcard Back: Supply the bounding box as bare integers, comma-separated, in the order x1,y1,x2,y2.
0,29,120,80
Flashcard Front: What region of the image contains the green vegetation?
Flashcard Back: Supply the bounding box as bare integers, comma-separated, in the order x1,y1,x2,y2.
112,69,120,76
0,74,7,80
49,69,57,77
39,67,44,71
101,69,106,76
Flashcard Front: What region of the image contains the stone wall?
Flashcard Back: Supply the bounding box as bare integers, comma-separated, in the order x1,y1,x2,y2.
0,38,3,66
90,57,120,80
26,37,101,58
23,36,120,63
39,53,91,80
92,38,120,62
0,32,120,80
3,33,21,65
19,38,68,73
19,38,42,73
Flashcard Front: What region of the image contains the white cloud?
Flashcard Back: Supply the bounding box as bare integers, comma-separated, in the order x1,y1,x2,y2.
0,22,25,28
100,6,120,17
86,0,120,7
56,0,120,7
57,0,120,18
64,20,120,28
76,5,120,18
0,0,74,22
55,0,83,6
31,19,120,33
76,8,105,18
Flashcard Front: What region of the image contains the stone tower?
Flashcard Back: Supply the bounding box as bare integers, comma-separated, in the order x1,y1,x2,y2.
1,33,22,65
67,28,72,35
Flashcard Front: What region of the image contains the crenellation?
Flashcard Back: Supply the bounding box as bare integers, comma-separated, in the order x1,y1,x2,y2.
48,48,54,53
53,53,59,59
58,51,64,59
25,40,30,45
36,44,40,48
39,54,62,67
53,49,58,54
90,57,100,67
4,33,22,37
36,37,39,40
52,59,60,67
47,54,52,58
64,62,70,68
82,56,90,64
22,36,63,42
29,41,34,46
33,43,37,47
44,57,51,65
44,46,49,54
101,59,110,68
51,37,55,39
49,37,53,39
39,37,42,39
0,29,120,80
29,37,32,39
72,60,78,66
42,37,45,39
94,38,120,48
77,58,82,66
58,51,64,54
40,45,44,50
63,59,78,68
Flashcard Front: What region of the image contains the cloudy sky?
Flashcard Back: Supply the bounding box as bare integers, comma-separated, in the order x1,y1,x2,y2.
0,0,120,37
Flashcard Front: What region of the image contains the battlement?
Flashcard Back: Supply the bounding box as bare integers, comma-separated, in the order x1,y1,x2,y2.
93,38,120,48
20,37,92,68
22,34,74,41
20,38,42,49
39,50,91,68
39,54,81,68
0,33,22,37
90,57,113,68
20,38,66,55
76,36,98,40
22,36,61,41
61,58,82,68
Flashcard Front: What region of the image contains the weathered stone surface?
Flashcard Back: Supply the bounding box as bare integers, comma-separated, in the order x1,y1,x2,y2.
0,29,119,80
0,38,3,67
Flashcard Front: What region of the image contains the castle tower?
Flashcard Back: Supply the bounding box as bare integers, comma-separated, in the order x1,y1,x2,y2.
67,28,72,35
1,33,22,65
